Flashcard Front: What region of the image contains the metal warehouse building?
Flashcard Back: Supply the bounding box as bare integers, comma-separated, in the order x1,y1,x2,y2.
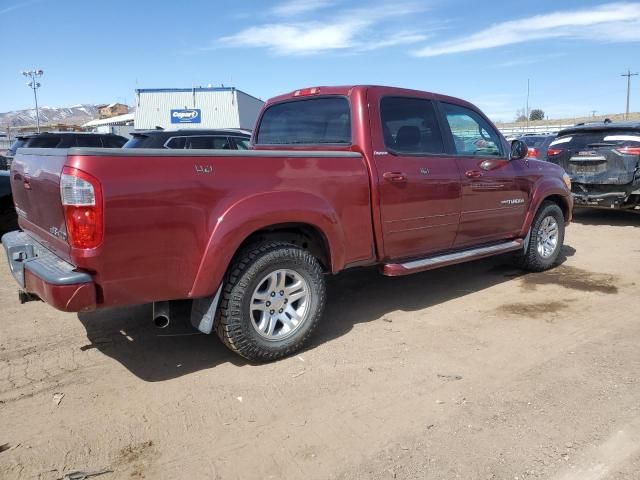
134,87,264,131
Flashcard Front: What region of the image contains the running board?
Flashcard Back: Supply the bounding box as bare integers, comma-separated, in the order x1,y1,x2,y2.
383,239,524,276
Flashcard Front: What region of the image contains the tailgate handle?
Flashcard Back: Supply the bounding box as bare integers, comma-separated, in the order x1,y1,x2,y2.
465,170,483,178
383,172,407,183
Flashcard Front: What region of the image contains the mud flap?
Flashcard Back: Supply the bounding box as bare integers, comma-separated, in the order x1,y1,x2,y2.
190,285,223,334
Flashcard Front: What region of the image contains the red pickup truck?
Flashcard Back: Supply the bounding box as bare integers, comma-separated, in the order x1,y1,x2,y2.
3,85,572,361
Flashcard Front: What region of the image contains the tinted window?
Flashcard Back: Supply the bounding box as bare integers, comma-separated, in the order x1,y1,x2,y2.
186,136,231,149
25,137,63,148
76,136,102,147
550,130,640,150
233,137,251,150
102,136,127,148
123,134,158,148
257,97,351,145
380,97,445,154
165,137,187,149
441,103,503,156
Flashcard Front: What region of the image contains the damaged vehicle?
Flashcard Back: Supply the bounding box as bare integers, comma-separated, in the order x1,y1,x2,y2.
547,121,640,209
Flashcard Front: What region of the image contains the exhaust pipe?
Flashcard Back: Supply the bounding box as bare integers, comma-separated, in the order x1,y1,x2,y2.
152,301,171,328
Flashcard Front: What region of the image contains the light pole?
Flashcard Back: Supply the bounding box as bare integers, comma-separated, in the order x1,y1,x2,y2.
22,69,44,133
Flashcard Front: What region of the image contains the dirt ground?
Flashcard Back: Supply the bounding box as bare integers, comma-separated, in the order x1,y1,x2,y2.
1,208,639,480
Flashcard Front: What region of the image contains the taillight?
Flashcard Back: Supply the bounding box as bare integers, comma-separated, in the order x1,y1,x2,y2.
546,148,563,157
293,87,320,97
60,166,103,249
527,147,539,158
614,146,640,155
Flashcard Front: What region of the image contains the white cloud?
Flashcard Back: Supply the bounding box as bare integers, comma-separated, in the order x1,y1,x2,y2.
414,2,640,57
220,3,427,55
0,0,41,16
271,0,335,17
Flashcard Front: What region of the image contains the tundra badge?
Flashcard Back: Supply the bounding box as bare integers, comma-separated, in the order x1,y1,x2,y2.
500,198,525,205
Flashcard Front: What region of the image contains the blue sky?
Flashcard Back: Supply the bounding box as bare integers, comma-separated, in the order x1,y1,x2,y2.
2,0,640,122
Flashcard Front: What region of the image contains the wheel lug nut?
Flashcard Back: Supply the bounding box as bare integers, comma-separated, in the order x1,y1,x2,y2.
279,309,283,313
279,290,284,295
270,310,275,314
270,292,276,297
284,299,288,304
266,301,271,306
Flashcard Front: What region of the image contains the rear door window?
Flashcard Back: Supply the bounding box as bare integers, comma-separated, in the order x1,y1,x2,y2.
185,136,231,150
233,137,251,150
440,103,503,156
165,137,187,149
257,97,351,145
380,97,445,154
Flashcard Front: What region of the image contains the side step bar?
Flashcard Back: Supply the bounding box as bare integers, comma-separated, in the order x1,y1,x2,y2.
383,239,523,276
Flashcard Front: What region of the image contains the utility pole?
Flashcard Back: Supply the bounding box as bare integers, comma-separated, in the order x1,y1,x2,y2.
22,69,44,133
621,68,638,120
591,110,597,117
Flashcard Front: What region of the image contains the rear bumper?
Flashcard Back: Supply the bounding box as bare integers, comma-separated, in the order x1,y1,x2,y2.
571,182,640,208
1,230,96,312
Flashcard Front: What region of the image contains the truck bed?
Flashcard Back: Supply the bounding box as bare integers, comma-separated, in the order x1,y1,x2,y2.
10,148,374,307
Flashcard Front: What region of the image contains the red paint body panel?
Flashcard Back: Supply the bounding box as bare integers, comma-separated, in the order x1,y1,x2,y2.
8,85,573,312
23,269,96,312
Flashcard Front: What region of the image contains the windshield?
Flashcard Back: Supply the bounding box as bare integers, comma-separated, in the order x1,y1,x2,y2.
551,130,640,150
256,97,351,145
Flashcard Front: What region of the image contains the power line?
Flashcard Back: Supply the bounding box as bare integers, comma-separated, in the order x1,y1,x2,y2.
621,68,638,121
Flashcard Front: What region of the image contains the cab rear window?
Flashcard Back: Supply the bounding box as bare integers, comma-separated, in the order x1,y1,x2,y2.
256,97,351,145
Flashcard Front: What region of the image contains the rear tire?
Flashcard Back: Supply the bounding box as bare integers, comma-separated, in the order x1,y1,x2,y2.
215,241,326,362
516,201,565,272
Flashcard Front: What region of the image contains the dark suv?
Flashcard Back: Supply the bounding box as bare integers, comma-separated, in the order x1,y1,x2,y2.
547,121,640,209
3,132,127,170
123,129,251,150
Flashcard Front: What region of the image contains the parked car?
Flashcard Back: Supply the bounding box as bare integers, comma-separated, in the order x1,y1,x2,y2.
518,133,557,160
2,85,572,362
547,121,640,209
123,129,251,150
3,132,127,170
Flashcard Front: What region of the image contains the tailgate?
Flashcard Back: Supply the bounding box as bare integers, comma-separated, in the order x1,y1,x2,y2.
10,148,71,261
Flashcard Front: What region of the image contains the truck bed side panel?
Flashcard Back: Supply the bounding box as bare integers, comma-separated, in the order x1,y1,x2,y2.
67,150,372,306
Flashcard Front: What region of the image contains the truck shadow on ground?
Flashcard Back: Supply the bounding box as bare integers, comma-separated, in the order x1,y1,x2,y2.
77,248,574,382
572,207,639,227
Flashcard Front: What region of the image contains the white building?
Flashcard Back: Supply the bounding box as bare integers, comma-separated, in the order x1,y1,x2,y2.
83,113,135,138
133,87,264,131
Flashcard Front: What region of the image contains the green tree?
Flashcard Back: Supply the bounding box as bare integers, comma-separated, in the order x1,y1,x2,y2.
529,109,545,121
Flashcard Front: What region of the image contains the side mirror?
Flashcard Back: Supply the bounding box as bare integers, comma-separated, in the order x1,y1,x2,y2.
510,139,529,160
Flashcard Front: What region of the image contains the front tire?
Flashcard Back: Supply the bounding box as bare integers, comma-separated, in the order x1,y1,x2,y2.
215,241,326,362
517,201,565,272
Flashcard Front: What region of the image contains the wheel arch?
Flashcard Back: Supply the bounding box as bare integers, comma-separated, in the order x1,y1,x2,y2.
521,179,573,237
189,191,345,297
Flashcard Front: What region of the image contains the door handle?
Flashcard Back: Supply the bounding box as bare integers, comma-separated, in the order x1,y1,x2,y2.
383,172,407,182
23,176,32,190
465,170,483,178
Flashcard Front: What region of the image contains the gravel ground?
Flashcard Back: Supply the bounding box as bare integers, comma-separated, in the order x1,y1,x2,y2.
0,208,639,479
